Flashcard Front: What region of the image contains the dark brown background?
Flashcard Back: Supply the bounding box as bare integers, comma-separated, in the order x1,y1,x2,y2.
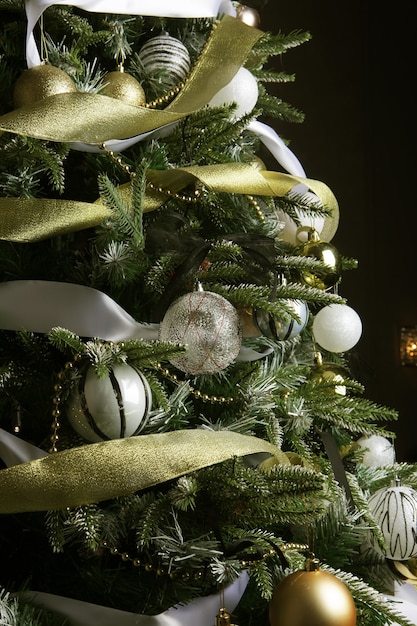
261,1,416,460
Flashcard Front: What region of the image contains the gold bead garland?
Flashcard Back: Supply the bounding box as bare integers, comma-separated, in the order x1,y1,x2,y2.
247,194,265,222
95,538,311,578
143,82,185,109
49,353,83,453
99,143,203,204
155,361,235,404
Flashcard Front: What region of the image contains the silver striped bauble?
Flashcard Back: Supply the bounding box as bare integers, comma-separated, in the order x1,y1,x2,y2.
368,485,417,560
254,299,309,341
137,34,191,88
66,363,152,443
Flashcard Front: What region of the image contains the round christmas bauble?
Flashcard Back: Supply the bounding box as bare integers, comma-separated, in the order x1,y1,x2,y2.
313,304,362,353
159,289,242,374
356,434,395,467
100,71,146,106
310,360,350,396
269,568,356,626
255,299,309,340
13,64,77,108
137,33,191,88
66,363,152,443
368,485,417,560
208,67,258,120
235,4,261,27
297,230,341,290
278,183,339,246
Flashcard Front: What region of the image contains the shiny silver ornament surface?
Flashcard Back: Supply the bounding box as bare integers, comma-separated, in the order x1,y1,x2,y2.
255,299,308,340
137,33,191,88
159,286,242,374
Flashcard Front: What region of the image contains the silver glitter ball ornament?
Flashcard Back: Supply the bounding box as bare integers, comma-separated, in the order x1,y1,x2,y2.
137,33,191,88
159,287,242,374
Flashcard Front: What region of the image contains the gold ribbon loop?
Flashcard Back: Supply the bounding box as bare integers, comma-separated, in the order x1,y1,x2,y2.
0,429,288,513
0,164,338,242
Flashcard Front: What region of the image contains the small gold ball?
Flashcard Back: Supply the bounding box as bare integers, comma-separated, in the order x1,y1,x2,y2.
100,71,146,107
13,64,77,108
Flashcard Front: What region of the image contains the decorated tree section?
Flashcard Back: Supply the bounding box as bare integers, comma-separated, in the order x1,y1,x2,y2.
1,1,417,625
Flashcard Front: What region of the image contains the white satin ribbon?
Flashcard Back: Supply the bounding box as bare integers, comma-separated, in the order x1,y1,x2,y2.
0,280,271,361
0,280,159,342
385,582,417,625
25,0,236,68
0,427,48,466
24,572,249,626
247,120,306,178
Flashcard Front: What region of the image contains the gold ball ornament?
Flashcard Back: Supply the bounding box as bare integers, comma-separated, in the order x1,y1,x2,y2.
100,70,146,107
296,229,341,290
310,359,350,396
13,64,77,108
269,563,357,626
235,4,261,28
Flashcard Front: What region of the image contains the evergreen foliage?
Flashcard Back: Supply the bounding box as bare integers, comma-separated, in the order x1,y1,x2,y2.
0,2,415,625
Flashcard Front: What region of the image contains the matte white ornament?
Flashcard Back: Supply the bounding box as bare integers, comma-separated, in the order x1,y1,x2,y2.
208,67,258,119
313,304,362,353
357,434,396,467
67,364,152,443
368,485,417,560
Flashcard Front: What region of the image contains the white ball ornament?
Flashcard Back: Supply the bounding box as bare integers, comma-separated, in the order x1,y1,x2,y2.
313,304,362,353
66,363,152,443
357,435,396,467
368,485,417,560
159,287,242,374
208,67,258,120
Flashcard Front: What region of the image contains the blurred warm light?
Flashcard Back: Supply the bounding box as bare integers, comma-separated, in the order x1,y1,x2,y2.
400,326,417,366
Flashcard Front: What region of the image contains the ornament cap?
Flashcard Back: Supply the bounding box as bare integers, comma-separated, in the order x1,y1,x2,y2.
216,607,238,626
305,556,320,572
308,228,320,242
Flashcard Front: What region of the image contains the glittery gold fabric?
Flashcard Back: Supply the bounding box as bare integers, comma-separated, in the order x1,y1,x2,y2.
0,429,288,513
0,164,338,242
0,198,111,242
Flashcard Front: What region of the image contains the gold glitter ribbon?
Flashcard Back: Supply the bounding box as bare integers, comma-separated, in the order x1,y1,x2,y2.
0,429,289,513
0,164,338,242
0,16,261,143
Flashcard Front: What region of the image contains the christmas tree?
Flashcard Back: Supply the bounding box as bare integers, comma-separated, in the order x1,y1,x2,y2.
1,1,417,624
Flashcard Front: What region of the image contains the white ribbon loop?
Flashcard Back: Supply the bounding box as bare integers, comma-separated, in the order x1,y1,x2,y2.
0,280,159,341
25,0,236,68
24,572,249,626
0,280,272,361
